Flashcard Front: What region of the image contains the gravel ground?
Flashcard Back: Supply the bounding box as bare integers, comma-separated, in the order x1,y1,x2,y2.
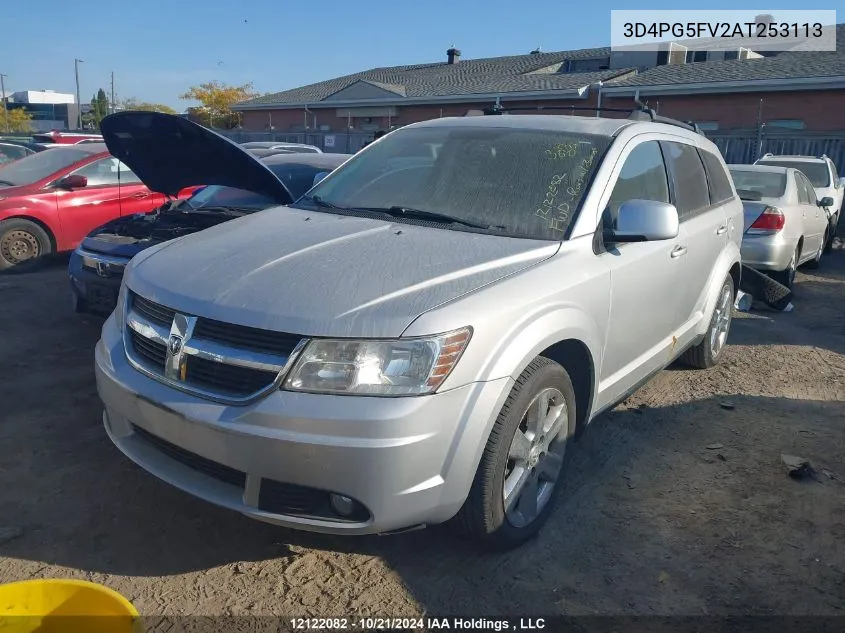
0,244,843,620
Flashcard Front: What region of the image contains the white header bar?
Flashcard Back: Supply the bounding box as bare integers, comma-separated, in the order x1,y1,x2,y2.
610,10,837,52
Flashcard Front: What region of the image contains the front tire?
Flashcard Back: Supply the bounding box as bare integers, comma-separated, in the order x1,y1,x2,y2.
680,274,734,369
452,357,576,549
824,212,839,254
0,218,52,270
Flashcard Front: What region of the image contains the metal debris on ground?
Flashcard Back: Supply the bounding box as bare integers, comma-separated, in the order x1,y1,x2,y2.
719,401,735,410
706,443,724,450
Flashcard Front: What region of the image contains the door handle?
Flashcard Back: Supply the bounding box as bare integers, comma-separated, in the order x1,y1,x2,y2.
670,245,688,258
716,225,728,235
132,192,149,199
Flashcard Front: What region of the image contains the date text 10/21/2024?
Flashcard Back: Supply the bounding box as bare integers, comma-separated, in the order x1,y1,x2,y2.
289,617,547,630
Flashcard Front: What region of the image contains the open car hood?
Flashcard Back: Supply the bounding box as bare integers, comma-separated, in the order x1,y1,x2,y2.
100,111,292,203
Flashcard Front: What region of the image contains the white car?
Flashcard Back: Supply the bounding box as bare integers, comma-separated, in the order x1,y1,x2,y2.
729,164,829,287
755,154,842,251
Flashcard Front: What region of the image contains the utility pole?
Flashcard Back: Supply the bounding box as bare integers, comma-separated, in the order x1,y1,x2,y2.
0,73,8,133
74,58,84,129
110,71,115,114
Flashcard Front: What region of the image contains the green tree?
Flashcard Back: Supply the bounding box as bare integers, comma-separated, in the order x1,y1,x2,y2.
120,97,176,114
89,88,110,128
179,81,257,129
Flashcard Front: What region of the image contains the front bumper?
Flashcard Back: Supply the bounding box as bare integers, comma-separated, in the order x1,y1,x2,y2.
740,233,799,271
68,249,126,315
95,313,512,535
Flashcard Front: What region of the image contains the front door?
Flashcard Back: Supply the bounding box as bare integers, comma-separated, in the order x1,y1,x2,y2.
56,157,162,249
597,138,689,410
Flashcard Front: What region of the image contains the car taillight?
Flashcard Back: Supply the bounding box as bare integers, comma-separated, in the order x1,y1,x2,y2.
748,206,785,233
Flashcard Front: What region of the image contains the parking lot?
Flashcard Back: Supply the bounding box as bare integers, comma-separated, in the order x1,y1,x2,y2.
0,245,843,617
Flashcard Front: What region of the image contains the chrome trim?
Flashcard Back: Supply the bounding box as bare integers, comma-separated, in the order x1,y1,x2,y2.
77,247,130,269
122,292,309,406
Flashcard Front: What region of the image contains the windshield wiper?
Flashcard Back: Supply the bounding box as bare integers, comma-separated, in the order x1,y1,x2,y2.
298,194,351,211
353,206,505,231
0,179,15,186
190,205,257,215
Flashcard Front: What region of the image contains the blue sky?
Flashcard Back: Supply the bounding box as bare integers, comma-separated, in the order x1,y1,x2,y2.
5,0,839,109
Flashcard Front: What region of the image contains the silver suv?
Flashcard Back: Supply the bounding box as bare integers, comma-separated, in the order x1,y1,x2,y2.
95,110,742,549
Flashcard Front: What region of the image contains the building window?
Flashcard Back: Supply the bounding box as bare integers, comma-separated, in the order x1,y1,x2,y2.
693,121,719,131
766,119,805,129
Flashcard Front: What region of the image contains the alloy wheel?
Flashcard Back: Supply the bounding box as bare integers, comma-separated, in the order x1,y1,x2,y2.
503,388,568,528
710,283,733,358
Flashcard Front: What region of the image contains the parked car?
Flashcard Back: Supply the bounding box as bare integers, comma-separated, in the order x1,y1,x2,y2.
729,164,829,288
754,154,842,251
69,147,350,315
0,139,47,165
240,141,322,153
95,110,742,549
0,144,194,270
31,131,104,145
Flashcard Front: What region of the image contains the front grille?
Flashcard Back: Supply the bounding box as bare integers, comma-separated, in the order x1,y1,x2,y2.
186,356,279,396
125,291,306,403
129,330,167,368
193,317,301,356
132,425,246,488
133,294,176,327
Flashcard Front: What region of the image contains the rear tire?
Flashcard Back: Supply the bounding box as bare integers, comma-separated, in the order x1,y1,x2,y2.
680,275,734,369
452,357,576,550
0,218,52,271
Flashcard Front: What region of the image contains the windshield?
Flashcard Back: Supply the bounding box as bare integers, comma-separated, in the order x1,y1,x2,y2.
300,125,612,240
729,169,787,198
758,160,830,188
0,147,93,186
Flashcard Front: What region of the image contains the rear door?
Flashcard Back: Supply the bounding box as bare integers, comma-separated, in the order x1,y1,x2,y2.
660,140,727,336
794,171,823,257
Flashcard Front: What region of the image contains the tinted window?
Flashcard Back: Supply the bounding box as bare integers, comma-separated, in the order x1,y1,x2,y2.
757,160,830,188
605,141,669,228
0,147,92,186
71,157,141,186
728,169,786,198
662,141,710,219
305,126,613,240
699,150,735,204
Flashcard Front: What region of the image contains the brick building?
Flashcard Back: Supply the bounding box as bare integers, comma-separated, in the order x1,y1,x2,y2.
232,25,845,143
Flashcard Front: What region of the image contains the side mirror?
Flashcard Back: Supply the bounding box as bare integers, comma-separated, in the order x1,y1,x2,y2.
56,174,88,189
312,172,329,187
819,196,834,208
607,199,679,243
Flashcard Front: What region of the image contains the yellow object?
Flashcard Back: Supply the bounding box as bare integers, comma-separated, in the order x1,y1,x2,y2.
0,579,141,633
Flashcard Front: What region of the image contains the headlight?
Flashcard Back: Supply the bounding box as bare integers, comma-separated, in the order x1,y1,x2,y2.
283,327,472,396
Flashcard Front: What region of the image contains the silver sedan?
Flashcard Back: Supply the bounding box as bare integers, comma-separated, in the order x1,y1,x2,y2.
729,164,830,288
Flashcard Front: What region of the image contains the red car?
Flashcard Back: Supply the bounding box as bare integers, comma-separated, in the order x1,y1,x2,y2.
32,131,104,145
0,143,195,269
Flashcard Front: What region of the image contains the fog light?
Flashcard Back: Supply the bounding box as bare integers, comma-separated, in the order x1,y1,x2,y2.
330,494,355,517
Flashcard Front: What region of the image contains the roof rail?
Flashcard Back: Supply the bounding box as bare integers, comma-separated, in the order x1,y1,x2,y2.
626,107,702,134
479,103,703,134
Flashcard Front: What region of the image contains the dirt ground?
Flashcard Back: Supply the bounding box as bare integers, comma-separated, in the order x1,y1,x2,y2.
1,243,844,620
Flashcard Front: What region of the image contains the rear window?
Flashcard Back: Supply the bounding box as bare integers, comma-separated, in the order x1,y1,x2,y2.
0,147,93,187
729,169,787,198
757,160,830,188
304,125,613,240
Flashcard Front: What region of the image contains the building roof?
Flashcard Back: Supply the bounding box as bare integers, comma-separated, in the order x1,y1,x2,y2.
238,24,845,109
235,46,628,109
